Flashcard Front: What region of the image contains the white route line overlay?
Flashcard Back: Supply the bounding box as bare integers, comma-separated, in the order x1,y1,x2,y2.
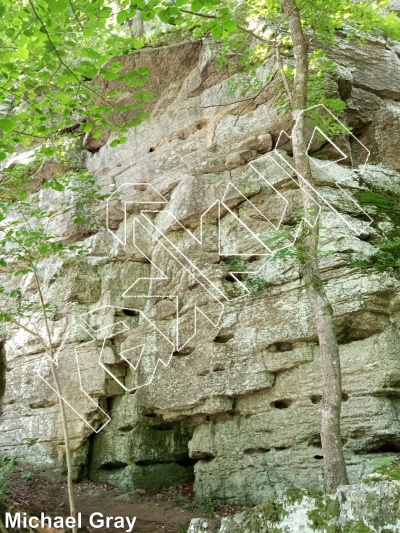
38,104,372,431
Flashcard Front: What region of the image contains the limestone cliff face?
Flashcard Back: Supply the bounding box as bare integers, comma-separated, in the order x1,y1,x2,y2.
1,32,400,506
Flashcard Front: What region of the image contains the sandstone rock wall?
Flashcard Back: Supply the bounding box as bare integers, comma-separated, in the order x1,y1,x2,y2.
189,478,400,532
1,32,400,505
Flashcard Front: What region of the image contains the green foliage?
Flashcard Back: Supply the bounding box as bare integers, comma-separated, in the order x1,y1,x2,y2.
0,160,41,187
20,471,32,482
199,497,217,518
0,151,106,324
0,0,154,160
226,256,267,294
261,222,334,262
368,456,400,480
352,188,400,270
0,438,38,499
143,19,194,48
42,167,109,228
353,239,400,270
172,492,195,510
0,0,398,161
121,0,399,147
0,456,14,497
179,522,191,533
375,12,400,39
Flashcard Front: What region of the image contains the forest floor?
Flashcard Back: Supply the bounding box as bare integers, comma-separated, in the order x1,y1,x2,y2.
7,468,247,533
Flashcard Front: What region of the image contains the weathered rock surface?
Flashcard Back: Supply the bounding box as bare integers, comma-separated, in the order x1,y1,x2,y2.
1,30,400,507
188,478,400,532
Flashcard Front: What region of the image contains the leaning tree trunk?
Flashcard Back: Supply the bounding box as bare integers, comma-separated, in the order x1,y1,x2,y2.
34,274,78,533
280,0,349,491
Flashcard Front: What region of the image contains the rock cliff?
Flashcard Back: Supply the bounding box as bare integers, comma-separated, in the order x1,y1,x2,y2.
1,30,400,507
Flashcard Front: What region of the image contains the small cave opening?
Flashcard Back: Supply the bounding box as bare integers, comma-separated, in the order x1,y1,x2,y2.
122,308,140,317
310,395,322,405
173,346,195,357
106,397,114,412
267,341,293,352
366,442,400,454
100,461,129,471
224,273,247,282
151,422,174,431
86,145,102,154
271,399,293,409
213,332,234,343
244,447,271,454
354,212,374,222
314,455,323,460
276,342,293,352
149,146,156,152
198,453,215,462
358,233,373,243
176,458,198,468
118,425,134,433
134,184,148,191
0,339,5,416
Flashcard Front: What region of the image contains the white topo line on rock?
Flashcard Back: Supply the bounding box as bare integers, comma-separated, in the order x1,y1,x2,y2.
38,105,373,431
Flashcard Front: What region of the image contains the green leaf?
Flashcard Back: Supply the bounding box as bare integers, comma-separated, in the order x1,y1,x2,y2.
81,47,102,60
222,19,237,32
192,0,203,11
99,7,112,18
92,129,103,139
83,26,95,38
17,46,29,60
82,122,94,133
48,180,65,191
117,10,129,24
141,9,155,21
0,118,15,131
133,90,153,101
212,25,222,39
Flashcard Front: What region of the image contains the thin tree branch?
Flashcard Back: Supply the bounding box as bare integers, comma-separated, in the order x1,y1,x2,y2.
27,0,123,117
13,130,47,139
275,40,293,105
11,318,48,354
68,0,86,37
32,272,78,532
234,70,278,126
179,9,273,44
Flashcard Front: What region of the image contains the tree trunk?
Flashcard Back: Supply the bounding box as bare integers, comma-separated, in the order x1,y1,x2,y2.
34,274,78,533
129,12,144,37
279,0,349,491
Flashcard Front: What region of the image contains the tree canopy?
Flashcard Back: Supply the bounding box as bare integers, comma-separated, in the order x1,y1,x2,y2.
0,0,399,161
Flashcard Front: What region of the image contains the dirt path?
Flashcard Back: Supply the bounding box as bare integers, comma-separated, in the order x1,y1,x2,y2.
8,471,205,533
